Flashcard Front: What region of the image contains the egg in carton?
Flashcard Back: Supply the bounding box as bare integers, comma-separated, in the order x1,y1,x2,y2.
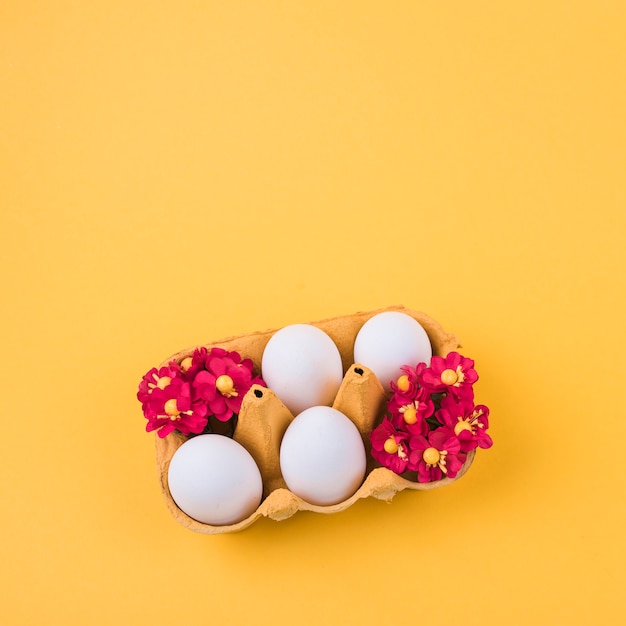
155,305,476,534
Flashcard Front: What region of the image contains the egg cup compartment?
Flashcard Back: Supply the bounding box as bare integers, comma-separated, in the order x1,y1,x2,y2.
154,305,476,534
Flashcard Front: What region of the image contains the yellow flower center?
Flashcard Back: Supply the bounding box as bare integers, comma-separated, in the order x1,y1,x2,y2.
180,357,193,371
216,375,238,397
423,447,441,466
454,420,474,436
397,375,410,392
441,369,458,385
384,437,399,454
156,376,171,390
164,399,180,417
403,407,418,425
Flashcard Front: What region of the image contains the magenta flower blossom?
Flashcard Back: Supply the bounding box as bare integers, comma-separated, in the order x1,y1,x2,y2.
408,429,465,483
370,419,411,474
137,363,181,406
370,351,491,482
421,352,478,399
144,378,209,438
387,363,433,435
192,348,265,422
138,347,265,437
387,363,434,428
178,347,208,378
436,395,493,453
389,363,426,399
388,391,433,435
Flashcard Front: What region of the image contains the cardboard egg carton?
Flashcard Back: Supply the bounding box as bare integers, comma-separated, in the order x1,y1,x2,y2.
155,305,476,534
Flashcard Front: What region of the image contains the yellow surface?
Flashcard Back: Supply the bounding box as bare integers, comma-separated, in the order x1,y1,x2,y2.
1,2,625,624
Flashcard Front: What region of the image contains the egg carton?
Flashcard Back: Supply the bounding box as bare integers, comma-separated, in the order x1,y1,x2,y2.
155,305,476,534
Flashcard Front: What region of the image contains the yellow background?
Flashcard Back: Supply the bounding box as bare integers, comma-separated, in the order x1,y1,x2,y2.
2,1,625,624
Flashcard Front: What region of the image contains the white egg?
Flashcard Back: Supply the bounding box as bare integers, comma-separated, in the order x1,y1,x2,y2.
279,406,366,506
167,434,263,526
353,311,432,390
261,324,344,415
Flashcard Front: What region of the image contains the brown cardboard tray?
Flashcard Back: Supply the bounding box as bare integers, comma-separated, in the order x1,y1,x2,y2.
155,305,475,534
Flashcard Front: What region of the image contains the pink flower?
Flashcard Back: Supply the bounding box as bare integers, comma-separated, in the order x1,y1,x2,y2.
178,346,211,378
138,346,266,437
368,352,491,481
192,348,265,422
137,363,181,405
421,352,478,399
388,391,433,436
408,429,465,483
437,395,493,453
143,378,208,438
387,363,433,435
389,363,424,399
389,398,433,435
370,419,411,474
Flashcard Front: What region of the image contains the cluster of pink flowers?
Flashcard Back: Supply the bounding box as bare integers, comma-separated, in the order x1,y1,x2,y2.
137,347,265,438
370,352,492,483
